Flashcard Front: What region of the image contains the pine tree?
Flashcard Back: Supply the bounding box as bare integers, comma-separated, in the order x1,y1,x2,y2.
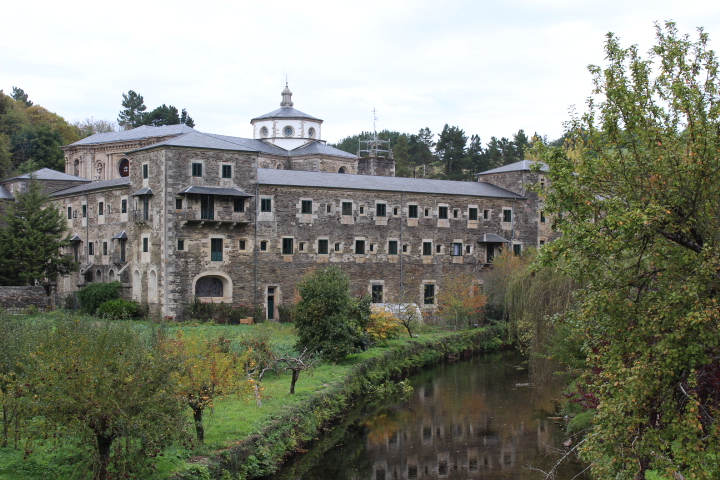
0,178,77,285
117,90,148,129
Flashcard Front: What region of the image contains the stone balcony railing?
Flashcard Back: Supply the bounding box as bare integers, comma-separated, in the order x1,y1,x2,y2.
177,209,251,228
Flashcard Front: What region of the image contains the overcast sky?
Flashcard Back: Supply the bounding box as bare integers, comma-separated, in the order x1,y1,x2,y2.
2,0,720,145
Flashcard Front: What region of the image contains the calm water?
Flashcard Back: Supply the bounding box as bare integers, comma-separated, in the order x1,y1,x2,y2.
271,351,589,480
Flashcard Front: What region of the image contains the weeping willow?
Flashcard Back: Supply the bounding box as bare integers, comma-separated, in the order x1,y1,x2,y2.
493,250,579,388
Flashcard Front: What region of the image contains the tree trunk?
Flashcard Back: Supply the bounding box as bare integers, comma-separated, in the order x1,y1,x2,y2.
289,369,300,394
95,434,113,480
193,407,204,444
2,403,8,448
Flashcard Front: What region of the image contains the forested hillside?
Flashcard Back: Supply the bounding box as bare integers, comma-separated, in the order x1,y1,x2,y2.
331,126,549,180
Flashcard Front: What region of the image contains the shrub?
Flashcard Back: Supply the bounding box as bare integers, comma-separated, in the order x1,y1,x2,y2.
366,306,403,345
277,304,295,323
97,299,141,320
184,299,262,324
76,281,122,314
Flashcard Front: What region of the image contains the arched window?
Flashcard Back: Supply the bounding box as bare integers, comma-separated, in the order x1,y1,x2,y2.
338,167,347,174
132,270,141,301
119,158,130,177
195,276,224,297
74,159,81,176
108,270,115,281
148,271,158,303
96,269,102,281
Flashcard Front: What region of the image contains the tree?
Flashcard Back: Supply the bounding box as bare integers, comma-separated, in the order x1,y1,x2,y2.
294,266,368,362
30,318,188,480
165,333,248,444
436,124,468,179
536,22,720,480
117,90,147,129
72,117,118,138
436,273,486,329
10,87,32,107
0,178,76,286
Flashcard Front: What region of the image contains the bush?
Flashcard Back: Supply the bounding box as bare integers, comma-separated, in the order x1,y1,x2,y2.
76,281,122,314
366,307,403,345
184,299,264,324
277,304,295,323
97,299,141,320
294,266,368,362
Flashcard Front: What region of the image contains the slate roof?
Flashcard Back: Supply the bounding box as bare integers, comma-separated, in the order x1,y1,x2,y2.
477,160,548,175
478,233,511,243
50,177,131,197
251,107,322,122
67,125,196,146
257,169,523,198
0,185,13,200
130,131,356,159
179,186,253,197
131,187,153,196
2,168,90,183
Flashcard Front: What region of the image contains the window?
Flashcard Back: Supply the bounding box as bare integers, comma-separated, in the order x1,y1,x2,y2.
82,205,87,218
359,205,365,214
176,198,183,209
466,245,471,254
260,240,268,251
342,202,352,215
67,207,72,219
239,240,246,250
221,165,232,178
261,198,272,212
282,238,294,255
283,125,294,136
178,239,185,251
122,199,127,214
142,164,148,179
98,202,104,216
402,244,408,253
192,162,203,177
503,209,512,222
88,242,94,255
438,206,448,219
539,240,546,246
388,240,398,255
540,211,546,223
318,239,329,254
423,242,432,256
453,209,459,219
369,244,375,252
371,284,383,303
436,244,442,254
423,284,435,305
376,203,386,217
408,205,418,218
234,198,245,212
102,242,107,256
142,237,149,253
424,208,430,217
483,209,490,220
326,204,332,213
452,243,462,256
301,200,312,214
393,207,398,216
513,244,522,256
211,238,223,261
355,240,366,254
334,242,341,251
469,208,478,220
299,242,305,252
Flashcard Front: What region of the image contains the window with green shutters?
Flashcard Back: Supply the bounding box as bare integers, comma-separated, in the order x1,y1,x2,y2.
211,238,223,261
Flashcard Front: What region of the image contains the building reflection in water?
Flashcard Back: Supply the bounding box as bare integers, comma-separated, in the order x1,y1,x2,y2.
273,352,589,480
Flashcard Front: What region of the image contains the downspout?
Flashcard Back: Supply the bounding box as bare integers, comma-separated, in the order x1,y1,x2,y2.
84,190,89,268
399,191,404,298
163,150,169,318
254,182,259,308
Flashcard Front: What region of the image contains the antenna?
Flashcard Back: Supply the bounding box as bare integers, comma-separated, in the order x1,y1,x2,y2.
359,107,391,159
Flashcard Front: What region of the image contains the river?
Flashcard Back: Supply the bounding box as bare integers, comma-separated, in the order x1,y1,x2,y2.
270,351,589,480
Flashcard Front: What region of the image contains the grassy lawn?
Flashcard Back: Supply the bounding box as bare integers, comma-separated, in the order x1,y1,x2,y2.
0,312,465,479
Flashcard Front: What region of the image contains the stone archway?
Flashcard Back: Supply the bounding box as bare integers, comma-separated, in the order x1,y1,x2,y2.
192,273,233,303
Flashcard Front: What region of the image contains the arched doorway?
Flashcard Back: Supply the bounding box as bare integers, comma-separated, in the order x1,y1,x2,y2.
195,276,223,297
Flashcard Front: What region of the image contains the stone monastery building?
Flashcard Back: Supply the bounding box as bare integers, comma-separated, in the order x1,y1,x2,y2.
0,85,551,319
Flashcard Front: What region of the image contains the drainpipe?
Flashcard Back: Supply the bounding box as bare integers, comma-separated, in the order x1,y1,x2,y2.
254,182,259,307
399,191,404,298
162,150,169,318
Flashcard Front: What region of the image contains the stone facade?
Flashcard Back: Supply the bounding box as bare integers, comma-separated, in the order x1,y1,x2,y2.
0,88,551,320
0,286,50,310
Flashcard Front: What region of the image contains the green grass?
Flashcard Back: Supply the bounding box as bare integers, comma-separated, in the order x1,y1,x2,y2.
0,312,481,479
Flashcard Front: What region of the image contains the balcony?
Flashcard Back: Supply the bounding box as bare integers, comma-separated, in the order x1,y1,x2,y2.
131,209,151,223
178,209,250,229
110,252,127,265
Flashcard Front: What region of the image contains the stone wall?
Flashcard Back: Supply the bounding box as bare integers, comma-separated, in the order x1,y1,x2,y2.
0,286,50,310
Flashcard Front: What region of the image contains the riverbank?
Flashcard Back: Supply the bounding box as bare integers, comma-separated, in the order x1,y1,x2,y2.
172,325,504,480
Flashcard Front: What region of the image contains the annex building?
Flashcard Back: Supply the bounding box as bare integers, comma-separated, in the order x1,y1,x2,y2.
0,85,552,319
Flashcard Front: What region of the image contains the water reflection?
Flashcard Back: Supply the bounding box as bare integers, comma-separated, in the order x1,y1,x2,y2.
271,351,589,480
